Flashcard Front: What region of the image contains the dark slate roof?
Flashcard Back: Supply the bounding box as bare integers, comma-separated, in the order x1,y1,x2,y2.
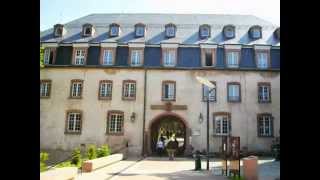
40,13,280,46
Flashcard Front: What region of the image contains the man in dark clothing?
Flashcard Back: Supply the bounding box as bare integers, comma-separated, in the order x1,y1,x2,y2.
174,138,179,154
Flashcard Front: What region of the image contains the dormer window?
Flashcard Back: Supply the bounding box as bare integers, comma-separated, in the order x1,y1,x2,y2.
109,23,120,37
135,23,145,37
53,24,64,37
274,27,280,40
82,24,94,37
165,23,176,38
249,25,262,39
223,25,235,39
199,25,211,39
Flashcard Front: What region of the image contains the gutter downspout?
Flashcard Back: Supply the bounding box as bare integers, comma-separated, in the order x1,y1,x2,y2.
141,68,147,156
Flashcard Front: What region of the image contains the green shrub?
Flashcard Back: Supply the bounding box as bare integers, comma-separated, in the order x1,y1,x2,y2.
71,148,82,166
87,145,97,160
228,176,245,180
40,152,49,172
97,145,111,158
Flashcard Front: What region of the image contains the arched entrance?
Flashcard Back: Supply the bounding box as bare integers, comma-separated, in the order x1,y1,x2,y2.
148,112,190,156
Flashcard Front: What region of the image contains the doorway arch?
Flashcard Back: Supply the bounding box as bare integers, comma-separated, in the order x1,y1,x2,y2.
147,112,191,156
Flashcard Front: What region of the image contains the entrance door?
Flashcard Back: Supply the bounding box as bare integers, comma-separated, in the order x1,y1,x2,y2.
150,115,186,156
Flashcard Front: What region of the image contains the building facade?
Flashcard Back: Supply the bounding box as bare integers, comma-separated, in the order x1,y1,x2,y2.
40,14,280,157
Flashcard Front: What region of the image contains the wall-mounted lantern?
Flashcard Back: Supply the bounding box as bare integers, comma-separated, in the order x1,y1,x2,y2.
199,113,203,123
130,112,136,123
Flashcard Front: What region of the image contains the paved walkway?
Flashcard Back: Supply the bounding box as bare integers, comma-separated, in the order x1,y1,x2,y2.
75,157,279,180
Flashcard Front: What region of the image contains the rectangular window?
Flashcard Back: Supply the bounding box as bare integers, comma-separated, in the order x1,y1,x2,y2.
70,80,83,98
66,112,81,133
258,114,273,137
74,49,86,65
44,48,55,65
123,81,136,100
107,112,124,134
163,49,176,67
40,80,51,98
258,83,271,103
205,51,213,66
99,80,112,99
256,52,269,69
226,51,240,68
215,115,230,136
203,82,216,102
102,50,113,65
228,83,241,102
162,81,176,101
130,50,142,66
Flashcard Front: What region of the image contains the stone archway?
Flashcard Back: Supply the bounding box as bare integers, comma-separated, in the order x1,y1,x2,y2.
145,112,191,156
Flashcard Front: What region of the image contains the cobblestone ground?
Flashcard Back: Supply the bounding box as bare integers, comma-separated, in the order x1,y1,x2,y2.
75,157,280,180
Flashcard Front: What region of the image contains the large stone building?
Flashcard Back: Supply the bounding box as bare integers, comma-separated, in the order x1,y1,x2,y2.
40,14,280,157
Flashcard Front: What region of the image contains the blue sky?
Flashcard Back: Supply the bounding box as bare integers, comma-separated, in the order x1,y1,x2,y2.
41,0,280,31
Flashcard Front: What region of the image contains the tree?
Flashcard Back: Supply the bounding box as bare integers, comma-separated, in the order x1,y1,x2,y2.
40,46,44,68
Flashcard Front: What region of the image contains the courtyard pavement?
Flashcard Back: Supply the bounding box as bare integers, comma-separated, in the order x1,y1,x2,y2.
75,157,280,180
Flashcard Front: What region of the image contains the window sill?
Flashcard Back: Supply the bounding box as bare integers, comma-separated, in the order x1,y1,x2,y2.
99,97,112,100
64,131,81,135
106,132,124,136
258,101,272,104
228,100,241,103
40,96,51,99
162,98,176,102
202,99,216,102
69,96,82,99
213,134,230,137
122,97,136,101
258,135,274,138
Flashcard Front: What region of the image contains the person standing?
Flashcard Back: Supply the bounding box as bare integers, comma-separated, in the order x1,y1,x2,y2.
166,137,176,160
156,138,164,157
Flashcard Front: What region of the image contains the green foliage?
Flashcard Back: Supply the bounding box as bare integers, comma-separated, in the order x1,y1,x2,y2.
71,148,82,166
97,145,111,158
40,152,49,172
228,176,245,180
40,46,44,68
87,145,97,160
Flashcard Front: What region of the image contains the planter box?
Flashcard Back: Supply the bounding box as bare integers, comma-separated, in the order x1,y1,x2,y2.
82,153,123,172
40,167,78,180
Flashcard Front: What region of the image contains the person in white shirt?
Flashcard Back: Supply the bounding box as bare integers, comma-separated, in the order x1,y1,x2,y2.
156,138,165,157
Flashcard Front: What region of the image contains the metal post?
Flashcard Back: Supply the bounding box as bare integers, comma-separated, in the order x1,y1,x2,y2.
206,94,209,170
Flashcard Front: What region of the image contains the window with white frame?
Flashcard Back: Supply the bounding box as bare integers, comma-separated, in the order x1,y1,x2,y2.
224,26,235,39
110,25,119,36
74,49,86,65
256,52,269,69
166,26,176,37
123,81,136,99
228,83,240,102
135,26,145,37
70,80,83,98
163,50,176,66
215,115,230,135
44,48,54,65
99,80,112,99
40,80,51,97
251,27,262,39
162,81,175,101
200,25,210,38
226,51,239,68
107,112,123,134
258,114,273,137
258,83,271,103
130,50,142,66
66,112,81,133
203,82,216,101
102,49,113,65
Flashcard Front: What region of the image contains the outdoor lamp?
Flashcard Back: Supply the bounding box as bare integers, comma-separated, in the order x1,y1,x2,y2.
130,112,136,122
199,113,203,123
196,76,216,171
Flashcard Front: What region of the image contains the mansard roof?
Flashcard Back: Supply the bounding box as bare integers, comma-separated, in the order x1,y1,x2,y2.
40,13,279,46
